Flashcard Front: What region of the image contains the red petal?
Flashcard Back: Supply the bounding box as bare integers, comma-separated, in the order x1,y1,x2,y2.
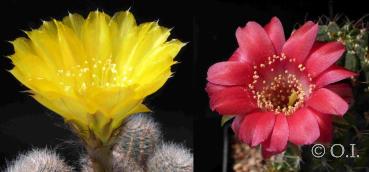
264,17,285,54
229,48,251,64
209,86,257,115
262,115,289,152
236,21,275,65
306,88,348,116
287,108,320,145
262,148,275,159
305,42,345,78
325,83,353,103
207,61,252,86
282,21,318,64
205,83,226,96
309,42,325,53
239,112,276,147
232,115,245,138
314,66,357,88
313,111,333,143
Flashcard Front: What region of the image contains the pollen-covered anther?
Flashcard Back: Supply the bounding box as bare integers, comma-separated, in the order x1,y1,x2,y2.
248,84,254,90
298,64,306,71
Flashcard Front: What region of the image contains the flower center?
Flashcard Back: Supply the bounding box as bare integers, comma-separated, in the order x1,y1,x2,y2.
255,73,305,114
248,54,314,115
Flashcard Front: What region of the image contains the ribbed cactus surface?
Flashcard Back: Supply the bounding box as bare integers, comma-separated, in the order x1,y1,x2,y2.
117,113,161,168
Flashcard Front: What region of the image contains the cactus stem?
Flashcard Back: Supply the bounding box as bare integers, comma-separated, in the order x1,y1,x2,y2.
87,145,113,172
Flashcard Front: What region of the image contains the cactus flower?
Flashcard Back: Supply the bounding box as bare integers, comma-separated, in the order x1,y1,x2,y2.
206,17,356,158
9,10,184,146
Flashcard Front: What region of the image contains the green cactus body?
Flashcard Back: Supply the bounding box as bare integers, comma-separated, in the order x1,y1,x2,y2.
317,21,369,76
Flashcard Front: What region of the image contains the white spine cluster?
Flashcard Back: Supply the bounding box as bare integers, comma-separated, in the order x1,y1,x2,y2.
147,143,193,172
5,149,73,172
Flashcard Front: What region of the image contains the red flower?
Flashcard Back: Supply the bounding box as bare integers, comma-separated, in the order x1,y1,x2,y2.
206,17,357,158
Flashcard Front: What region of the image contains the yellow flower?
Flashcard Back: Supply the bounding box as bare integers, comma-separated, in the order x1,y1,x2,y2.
9,10,185,145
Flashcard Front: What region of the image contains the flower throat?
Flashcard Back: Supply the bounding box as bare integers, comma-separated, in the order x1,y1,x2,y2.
248,54,315,115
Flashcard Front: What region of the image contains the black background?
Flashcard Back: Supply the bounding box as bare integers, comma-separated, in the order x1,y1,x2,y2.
0,0,367,171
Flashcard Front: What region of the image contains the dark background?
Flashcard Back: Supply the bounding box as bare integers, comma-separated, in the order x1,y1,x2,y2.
0,0,367,171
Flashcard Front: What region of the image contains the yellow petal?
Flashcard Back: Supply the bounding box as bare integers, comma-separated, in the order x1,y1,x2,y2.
111,10,137,38
11,37,36,56
62,13,85,37
81,11,112,62
10,38,54,80
135,70,173,98
111,103,150,129
54,20,87,68
115,22,154,74
33,94,89,125
86,86,135,117
111,10,137,59
133,40,185,96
